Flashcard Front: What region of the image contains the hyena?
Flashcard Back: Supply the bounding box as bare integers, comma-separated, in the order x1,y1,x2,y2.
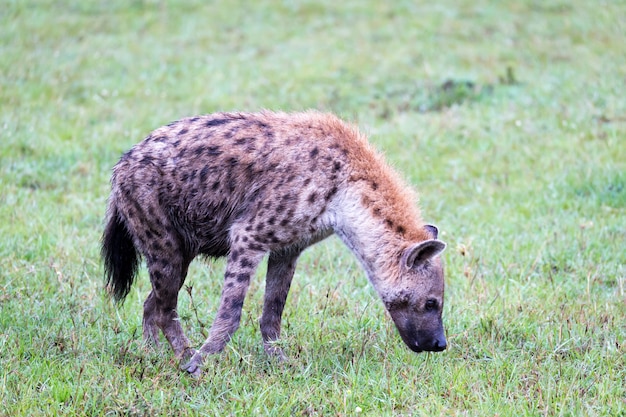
102,111,447,376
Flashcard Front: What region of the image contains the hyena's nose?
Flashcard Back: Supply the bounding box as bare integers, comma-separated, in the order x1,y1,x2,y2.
423,336,447,352
432,337,447,351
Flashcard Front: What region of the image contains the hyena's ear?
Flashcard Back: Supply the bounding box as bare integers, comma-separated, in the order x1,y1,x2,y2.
402,240,447,270
424,224,439,239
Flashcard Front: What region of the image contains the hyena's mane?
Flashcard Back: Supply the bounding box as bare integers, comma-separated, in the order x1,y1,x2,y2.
322,114,431,244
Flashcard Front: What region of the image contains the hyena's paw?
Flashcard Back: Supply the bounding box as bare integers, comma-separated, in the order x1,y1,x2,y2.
142,321,160,347
179,347,197,363
181,351,204,378
263,343,288,362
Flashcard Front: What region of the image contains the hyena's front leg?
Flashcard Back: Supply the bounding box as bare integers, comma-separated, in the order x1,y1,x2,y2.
260,251,300,360
182,244,265,376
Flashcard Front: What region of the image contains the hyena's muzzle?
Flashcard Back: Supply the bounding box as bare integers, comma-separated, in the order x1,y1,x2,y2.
388,309,447,353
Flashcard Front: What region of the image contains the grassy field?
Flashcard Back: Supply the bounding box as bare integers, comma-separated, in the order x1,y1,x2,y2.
1,0,625,415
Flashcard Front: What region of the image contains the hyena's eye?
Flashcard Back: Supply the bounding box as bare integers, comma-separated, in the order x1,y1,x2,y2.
424,299,438,312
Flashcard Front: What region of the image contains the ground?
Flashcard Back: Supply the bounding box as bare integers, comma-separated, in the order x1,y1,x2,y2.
1,1,624,415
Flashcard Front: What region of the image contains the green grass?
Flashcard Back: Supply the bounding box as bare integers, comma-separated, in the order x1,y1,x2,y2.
1,0,625,415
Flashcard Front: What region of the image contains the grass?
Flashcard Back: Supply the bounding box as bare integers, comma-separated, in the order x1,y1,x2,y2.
1,0,625,415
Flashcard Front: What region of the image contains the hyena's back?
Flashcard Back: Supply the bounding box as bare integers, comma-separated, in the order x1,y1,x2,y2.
109,111,353,265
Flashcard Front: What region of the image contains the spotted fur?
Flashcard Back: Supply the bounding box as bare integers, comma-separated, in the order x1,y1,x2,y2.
102,111,447,376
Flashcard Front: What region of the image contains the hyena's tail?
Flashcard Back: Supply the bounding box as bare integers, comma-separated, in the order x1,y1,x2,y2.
101,202,140,302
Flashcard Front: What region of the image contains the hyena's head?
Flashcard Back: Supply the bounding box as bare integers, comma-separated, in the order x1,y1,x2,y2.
383,225,447,353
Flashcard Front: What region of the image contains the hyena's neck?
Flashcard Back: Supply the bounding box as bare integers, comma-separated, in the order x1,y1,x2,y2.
331,184,430,289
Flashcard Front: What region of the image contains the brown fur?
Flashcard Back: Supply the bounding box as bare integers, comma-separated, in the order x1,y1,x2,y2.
102,111,447,376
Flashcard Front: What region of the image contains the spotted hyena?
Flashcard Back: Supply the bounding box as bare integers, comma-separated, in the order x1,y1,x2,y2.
102,111,447,376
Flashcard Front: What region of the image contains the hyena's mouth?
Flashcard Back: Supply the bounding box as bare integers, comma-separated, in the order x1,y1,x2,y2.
414,338,447,353
399,330,447,353
397,332,424,353
408,341,424,353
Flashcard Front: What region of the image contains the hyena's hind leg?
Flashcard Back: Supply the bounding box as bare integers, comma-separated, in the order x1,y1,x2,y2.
142,260,191,342
140,233,196,362
142,291,160,346
260,251,300,360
